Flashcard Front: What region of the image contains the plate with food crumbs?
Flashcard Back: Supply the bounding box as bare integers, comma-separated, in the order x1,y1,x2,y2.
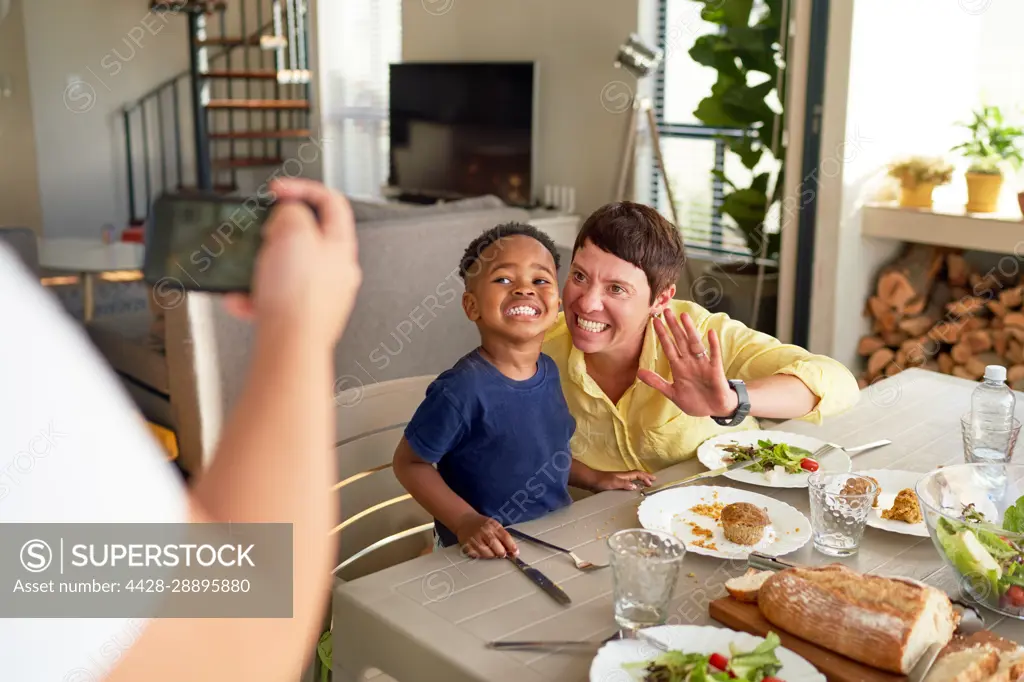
697,431,849,488
855,469,929,537
637,485,810,560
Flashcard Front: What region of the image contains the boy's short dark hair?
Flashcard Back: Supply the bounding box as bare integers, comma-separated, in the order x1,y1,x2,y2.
459,222,561,281
572,202,686,302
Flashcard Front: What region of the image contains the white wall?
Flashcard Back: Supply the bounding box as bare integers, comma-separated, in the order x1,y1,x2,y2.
0,0,42,232
400,0,640,217
811,0,1020,369
21,0,190,237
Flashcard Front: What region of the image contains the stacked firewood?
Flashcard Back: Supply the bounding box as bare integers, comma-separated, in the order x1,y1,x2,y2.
858,244,1024,390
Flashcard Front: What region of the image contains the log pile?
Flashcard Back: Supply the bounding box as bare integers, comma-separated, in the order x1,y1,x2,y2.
858,245,1024,389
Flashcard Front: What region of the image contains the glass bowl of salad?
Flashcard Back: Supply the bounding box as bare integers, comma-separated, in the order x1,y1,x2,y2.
917,463,1024,618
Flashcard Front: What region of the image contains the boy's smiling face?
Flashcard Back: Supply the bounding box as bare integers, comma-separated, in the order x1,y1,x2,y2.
462,235,560,343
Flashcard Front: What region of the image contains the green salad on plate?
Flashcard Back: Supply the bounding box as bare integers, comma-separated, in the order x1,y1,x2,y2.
626,631,786,682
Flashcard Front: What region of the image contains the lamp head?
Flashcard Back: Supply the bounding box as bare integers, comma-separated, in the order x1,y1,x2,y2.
614,33,664,79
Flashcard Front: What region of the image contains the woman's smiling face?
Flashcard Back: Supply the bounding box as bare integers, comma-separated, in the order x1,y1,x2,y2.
563,239,673,355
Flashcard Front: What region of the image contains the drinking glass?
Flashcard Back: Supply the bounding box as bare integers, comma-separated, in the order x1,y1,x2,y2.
961,413,1021,464
807,472,877,557
607,529,685,631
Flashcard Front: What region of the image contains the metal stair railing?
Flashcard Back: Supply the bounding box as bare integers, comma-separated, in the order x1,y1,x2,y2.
120,0,310,227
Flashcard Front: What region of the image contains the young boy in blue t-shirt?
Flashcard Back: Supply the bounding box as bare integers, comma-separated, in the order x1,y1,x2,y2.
392,223,654,559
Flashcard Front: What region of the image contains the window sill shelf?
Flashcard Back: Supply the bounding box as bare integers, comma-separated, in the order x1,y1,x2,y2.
861,202,1024,255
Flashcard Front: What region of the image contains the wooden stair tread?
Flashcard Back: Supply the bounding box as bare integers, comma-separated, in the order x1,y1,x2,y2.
206,99,309,110
177,183,239,193
151,1,226,13
195,37,262,47
211,157,284,169
210,129,311,140
202,69,279,80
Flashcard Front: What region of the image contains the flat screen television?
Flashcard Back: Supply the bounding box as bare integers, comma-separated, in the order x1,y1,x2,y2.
388,62,537,207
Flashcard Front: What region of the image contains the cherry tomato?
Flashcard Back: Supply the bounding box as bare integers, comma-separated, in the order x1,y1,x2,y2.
763,677,785,682
709,652,730,671
1007,585,1024,607
800,458,819,472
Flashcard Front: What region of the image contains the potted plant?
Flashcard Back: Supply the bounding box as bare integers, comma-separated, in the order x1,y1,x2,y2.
951,105,1024,213
886,156,954,209
687,0,787,333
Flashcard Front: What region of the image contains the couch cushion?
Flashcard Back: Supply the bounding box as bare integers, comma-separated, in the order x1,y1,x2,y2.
87,312,170,395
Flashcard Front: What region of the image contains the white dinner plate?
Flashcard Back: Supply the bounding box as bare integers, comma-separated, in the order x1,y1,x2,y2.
637,485,811,560
589,624,826,682
856,469,930,537
697,431,851,488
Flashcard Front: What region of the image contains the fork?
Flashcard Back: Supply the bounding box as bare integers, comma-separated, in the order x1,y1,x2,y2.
506,527,609,572
809,439,892,460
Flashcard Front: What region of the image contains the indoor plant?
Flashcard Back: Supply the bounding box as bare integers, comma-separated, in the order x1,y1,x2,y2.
886,156,954,209
951,105,1024,213
688,0,787,333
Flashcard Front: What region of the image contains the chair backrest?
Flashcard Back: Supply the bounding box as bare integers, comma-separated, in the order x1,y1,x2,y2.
0,227,39,275
330,375,436,581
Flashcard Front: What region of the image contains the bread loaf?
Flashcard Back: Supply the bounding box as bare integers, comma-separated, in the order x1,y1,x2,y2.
757,564,957,674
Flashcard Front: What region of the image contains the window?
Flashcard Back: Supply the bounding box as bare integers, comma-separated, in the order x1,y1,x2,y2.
317,0,402,198
650,0,782,263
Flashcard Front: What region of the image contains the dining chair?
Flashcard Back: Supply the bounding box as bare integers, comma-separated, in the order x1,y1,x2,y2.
0,227,39,276
330,373,436,580
309,375,436,682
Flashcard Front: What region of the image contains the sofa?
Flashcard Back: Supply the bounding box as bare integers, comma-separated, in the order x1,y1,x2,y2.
87,195,571,475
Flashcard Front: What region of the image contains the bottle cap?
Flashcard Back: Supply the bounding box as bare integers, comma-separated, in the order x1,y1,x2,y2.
985,365,1007,382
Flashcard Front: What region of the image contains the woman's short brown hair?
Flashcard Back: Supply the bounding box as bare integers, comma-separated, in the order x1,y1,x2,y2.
572,202,686,302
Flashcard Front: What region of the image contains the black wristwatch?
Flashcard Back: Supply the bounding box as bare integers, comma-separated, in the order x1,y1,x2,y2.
712,379,750,427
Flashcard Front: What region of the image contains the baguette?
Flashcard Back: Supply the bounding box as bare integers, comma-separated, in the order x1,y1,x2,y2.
725,568,773,603
924,647,1000,682
757,564,957,674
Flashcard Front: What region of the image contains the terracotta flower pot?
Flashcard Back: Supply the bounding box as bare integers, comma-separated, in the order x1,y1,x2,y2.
965,172,1003,213
1017,190,1024,218
898,181,936,209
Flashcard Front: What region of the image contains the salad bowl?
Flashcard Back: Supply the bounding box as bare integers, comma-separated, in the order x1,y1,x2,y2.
917,463,1024,619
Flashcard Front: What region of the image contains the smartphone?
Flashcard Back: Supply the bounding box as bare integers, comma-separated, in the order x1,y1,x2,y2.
143,192,273,293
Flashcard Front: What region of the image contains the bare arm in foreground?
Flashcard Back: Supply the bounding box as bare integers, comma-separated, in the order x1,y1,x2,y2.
106,179,362,682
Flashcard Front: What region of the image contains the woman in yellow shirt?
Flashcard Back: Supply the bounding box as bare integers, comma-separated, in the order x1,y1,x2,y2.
542,202,860,474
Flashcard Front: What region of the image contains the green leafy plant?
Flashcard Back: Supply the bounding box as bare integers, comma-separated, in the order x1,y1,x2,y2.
951,105,1024,175
689,0,786,262
887,156,954,187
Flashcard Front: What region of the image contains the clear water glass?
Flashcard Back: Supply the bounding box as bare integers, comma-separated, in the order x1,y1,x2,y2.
807,472,877,557
607,529,685,631
961,413,1021,464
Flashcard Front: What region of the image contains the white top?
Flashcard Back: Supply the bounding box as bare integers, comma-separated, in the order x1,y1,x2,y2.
0,246,187,680
37,238,145,273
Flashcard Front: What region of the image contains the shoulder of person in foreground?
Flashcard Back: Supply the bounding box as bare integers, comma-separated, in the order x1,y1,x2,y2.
0,246,189,681
668,298,861,419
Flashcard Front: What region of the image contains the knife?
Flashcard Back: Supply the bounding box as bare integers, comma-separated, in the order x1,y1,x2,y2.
640,458,762,496
908,642,944,682
487,629,671,653
507,555,572,606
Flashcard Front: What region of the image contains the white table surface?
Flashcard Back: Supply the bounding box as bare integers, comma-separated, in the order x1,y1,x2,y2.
38,238,144,273
332,368,1024,682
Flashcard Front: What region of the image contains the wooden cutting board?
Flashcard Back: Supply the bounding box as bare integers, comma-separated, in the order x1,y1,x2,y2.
709,597,906,682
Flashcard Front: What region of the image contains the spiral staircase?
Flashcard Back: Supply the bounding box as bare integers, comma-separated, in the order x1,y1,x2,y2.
121,0,312,229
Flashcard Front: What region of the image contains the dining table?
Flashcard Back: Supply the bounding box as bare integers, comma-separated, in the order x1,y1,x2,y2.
38,238,145,322
331,368,1024,682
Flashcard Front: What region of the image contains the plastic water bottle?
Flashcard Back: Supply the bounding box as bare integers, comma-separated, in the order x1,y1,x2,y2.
970,365,1016,463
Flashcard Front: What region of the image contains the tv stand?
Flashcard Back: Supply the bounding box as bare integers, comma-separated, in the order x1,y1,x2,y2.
391,192,449,205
